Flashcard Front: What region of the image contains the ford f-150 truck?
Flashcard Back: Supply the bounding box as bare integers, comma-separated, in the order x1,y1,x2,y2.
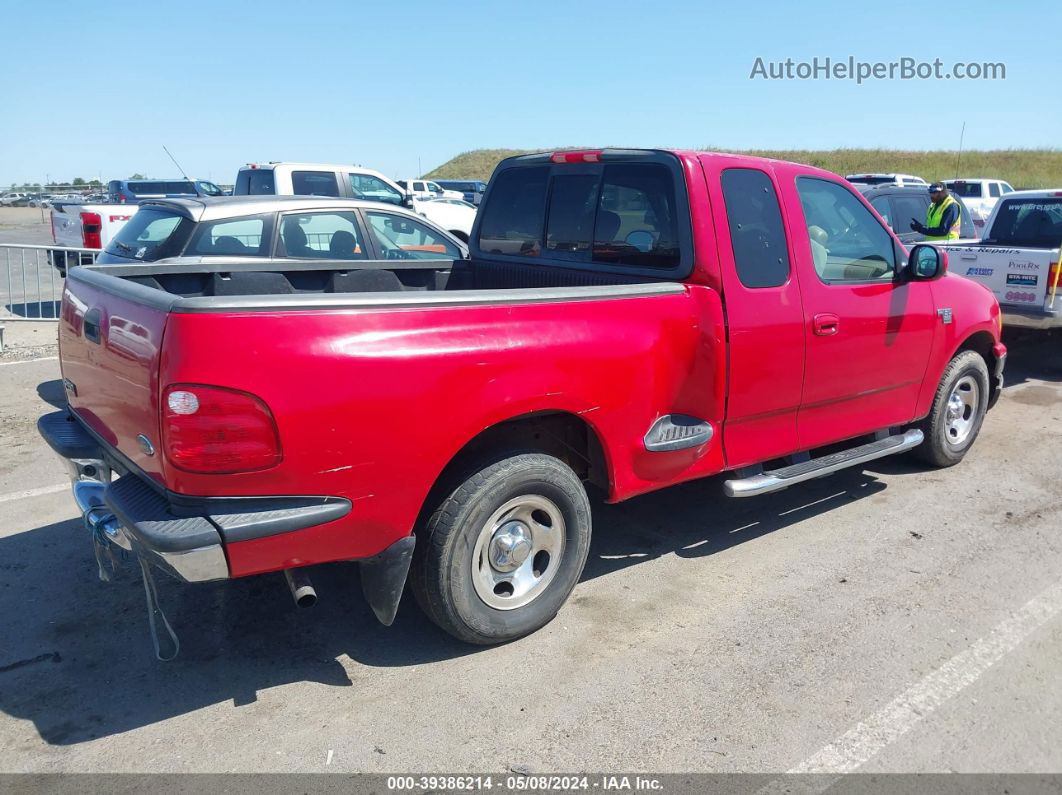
932,189,1062,329
38,149,1005,655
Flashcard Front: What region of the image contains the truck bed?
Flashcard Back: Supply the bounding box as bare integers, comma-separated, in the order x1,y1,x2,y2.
87,256,662,301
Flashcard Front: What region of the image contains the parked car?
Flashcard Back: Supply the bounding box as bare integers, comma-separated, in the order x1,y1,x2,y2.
234,162,474,243
944,179,1016,233
0,191,30,206
846,173,928,188
396,179,464,201
932,189,1062,329
39,148,1004,653
94,196,467,265
433,179,488,205
856,183,976,245
409,197,477,242
108,179,224,204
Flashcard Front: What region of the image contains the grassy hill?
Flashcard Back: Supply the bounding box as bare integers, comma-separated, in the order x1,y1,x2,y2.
425,148,1062,189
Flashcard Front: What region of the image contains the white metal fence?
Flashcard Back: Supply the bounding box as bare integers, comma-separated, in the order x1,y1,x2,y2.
0,244,101,322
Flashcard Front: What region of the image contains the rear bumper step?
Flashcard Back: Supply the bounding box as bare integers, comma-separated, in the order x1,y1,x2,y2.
723,429,924,498
37,410,351,582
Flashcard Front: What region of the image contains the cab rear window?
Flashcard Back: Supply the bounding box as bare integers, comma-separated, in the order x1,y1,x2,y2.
477,162,682,269
104,208,191,261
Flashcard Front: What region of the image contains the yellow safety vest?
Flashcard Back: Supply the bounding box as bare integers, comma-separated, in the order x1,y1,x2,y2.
924,195,961,241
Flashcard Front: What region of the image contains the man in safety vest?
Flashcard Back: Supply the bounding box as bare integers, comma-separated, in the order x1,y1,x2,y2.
910,182,961,241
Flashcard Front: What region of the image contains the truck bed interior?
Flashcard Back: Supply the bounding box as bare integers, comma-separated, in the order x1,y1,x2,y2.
90,258,663,299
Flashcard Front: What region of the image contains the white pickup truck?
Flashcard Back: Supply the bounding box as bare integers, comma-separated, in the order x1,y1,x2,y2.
944,178,1016,234
935,189,1062,329
49,201,136,272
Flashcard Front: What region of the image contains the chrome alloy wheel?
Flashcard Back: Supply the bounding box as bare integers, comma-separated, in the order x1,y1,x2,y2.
944,374,980,447
471,495,566,610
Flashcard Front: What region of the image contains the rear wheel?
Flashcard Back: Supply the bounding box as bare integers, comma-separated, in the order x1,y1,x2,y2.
914,350,990,467
411,452,591,644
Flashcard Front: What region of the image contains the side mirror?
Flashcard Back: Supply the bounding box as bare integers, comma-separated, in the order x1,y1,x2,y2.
403,194,415,209
908,244,948,280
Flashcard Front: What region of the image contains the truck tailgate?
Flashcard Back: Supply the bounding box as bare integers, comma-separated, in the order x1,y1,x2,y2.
940,244,1059,312
59,273,168,484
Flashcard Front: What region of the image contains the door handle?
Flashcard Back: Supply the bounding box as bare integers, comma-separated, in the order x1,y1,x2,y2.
813,313,840,336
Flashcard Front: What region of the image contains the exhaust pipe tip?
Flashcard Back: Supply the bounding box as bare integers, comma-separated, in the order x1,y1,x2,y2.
284,568,317,608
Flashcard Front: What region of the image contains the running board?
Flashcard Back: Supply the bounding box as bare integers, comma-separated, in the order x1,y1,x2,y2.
723,429,924,498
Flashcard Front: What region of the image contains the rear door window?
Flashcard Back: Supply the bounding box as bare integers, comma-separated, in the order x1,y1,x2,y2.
291,171,340,197
365,211,460,260
186,215,270,256
277,212,367,259
890,195,929,235
104,208,191,261
989,183,1001,197
720,168,790,288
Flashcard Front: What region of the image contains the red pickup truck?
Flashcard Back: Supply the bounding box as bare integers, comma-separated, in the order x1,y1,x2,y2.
39,149,1005,652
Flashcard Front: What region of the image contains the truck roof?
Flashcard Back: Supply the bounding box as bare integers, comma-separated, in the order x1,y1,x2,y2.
139,195,415,222
501,148,841,181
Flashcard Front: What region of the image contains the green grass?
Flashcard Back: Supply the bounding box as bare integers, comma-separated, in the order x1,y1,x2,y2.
425,147,1062,189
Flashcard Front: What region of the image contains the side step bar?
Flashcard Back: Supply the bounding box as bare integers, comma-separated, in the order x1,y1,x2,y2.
723,429,924,498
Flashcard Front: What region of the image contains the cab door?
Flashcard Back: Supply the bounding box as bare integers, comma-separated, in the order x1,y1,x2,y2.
781,175,937,449
703,158,806,468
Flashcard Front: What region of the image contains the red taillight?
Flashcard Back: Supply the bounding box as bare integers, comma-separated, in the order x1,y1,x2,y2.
80,211,102,249
1049,261,1061,288
550,150,602,164
162,385,282,474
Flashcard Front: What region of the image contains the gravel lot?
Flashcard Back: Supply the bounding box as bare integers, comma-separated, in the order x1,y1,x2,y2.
0,328,1060,777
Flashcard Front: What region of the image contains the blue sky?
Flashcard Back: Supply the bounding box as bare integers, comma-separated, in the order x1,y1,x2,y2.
1,0,1056,185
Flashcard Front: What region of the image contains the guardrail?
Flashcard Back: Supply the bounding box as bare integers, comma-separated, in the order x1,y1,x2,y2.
0,244,101,322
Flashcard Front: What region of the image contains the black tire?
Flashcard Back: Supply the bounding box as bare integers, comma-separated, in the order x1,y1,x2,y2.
411,452,592,644
913,350,990,467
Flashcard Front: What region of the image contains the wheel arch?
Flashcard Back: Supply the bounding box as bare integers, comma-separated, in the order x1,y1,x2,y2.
414,410,610,531
955,329,1000,404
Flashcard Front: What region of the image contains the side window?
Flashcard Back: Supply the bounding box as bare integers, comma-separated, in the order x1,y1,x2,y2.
720,168,790,288
477,166,548,256
187,215,269,256
291,171,339,197
870,196,893,228
277,212,366,260
989,183,1001,198
348,174,403,205
365,211,461,260
593,163,680,269
796,177,895,282
891,195,929,236
1001,183,1014,194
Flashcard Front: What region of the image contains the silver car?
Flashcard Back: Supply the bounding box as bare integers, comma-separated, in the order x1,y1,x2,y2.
94,195,468,266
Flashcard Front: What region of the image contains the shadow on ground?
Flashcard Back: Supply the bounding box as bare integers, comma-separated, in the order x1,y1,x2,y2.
1,334,1052,745
0,465,888,746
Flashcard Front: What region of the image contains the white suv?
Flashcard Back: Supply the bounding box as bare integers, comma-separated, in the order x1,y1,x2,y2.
233,162,475,241
944,178,1016,232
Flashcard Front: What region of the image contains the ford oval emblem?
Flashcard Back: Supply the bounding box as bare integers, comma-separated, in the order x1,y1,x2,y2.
137,434,155,456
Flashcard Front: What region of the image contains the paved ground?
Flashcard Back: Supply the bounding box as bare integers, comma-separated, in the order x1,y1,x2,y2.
0,332,1060,776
